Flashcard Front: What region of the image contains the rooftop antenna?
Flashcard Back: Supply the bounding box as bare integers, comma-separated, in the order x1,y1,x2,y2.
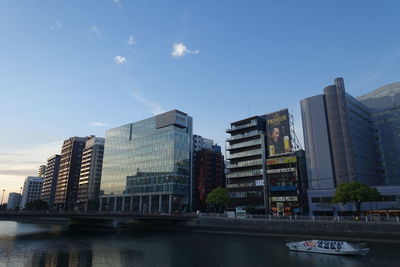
289,112,302,151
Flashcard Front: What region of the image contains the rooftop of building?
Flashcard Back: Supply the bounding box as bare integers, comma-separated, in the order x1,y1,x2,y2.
358,82,400,100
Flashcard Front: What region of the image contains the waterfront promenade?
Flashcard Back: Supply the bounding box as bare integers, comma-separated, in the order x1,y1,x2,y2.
0,211,399,243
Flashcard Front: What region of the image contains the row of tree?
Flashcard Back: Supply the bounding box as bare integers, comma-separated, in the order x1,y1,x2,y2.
205,182,383,214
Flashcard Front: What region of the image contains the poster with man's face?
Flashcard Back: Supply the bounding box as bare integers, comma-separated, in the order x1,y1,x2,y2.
265,109,291,157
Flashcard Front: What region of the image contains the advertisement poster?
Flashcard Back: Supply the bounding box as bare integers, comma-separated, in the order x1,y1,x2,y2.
266,109,291,156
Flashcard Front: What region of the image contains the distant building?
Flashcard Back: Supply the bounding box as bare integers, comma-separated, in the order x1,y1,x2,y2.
38,165,47,177
7,193,21,210
40,154,61,208
301,78,400,215
99,110,193,213
20,176,43,210
54,137,88,210
77,136,105,210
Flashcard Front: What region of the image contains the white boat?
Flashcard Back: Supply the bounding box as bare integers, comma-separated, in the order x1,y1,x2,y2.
286,240,369,256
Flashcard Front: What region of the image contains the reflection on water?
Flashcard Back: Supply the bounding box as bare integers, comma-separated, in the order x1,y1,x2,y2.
0,221,399,267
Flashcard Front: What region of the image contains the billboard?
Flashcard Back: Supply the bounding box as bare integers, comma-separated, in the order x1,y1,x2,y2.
266,109,291,156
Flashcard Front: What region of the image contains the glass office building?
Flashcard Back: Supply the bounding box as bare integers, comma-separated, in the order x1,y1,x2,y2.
99,110,193,213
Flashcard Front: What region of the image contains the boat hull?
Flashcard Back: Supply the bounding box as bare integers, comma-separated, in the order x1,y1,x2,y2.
286,241,369,256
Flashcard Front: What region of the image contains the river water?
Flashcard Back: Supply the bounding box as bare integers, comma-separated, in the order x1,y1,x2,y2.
0,221,399,267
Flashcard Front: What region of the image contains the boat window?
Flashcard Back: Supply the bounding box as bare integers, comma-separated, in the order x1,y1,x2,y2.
317,241,323,248
330,242,336,250
323,242,330,249
337,242,342,249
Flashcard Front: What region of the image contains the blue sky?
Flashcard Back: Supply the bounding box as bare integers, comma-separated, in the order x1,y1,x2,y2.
1,0,400,198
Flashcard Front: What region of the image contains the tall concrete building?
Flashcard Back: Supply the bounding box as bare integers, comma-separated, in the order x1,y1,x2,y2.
192,135,225,210
99,110,193,213
7,193,21,210
77,136,105,210
20,176,43,210
38,165,47,177
226,116,267,211
301,78,400,215
226,111,308,214
41,154,61,208
358,82,400,185
54,137,88,210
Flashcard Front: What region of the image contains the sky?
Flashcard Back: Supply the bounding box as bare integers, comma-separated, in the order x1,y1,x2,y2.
1,0,400,201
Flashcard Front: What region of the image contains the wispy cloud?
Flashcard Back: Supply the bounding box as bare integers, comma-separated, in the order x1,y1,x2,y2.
0,104,6,108
90,122,108,127
112,0,122,8
128,35,135,45
51,21,62,31
114,56,127,64
89,26,101,39
172,42,199,57
363,50,400,85
0,141,63,197
130,92,165,115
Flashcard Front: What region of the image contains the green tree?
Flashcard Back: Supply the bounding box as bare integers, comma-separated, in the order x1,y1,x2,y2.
206,187,230,213
332,181,381,215
25,200,48,211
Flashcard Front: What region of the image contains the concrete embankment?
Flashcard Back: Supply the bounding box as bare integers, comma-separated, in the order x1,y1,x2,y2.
175,217,400,244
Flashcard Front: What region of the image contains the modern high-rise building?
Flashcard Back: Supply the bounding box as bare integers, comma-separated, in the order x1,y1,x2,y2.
38,165,47,177
7,193,21,210
41,154,61,208
54,137,88,210
99,110,193,213
77,136,105,210
20,176,43,210
301,78,400,215
358,82,400,185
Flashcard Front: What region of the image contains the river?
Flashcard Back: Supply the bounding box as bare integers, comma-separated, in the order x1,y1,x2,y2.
0,221,399,267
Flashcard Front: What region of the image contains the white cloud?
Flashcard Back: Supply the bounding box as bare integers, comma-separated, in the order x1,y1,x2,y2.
128,35,135,45
51,21,62,31
114,56,127,64
172,42,199,57
130,92,165,115
89,26,101,39
90,122,108,127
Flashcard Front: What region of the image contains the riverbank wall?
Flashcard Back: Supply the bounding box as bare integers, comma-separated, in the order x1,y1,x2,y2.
175,217,400,244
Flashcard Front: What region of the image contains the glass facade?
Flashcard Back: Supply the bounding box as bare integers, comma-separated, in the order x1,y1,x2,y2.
100,110,192,213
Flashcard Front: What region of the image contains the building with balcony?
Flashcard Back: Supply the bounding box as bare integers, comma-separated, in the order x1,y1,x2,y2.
193,145,225,210
38,165,46,177
77,136,105,210
41,154,61,208
99,110,193,213
226,116,267,212
54,137,88,210
20,176,43,210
